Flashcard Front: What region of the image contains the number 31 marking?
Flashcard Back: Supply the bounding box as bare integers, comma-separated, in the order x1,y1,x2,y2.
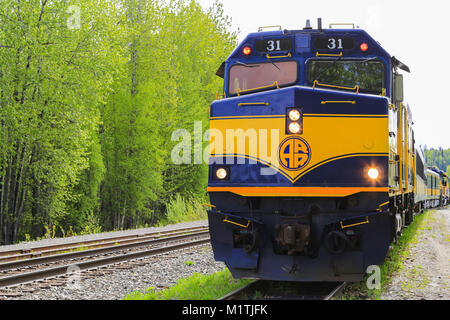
328,38,343,49
267,40,281,51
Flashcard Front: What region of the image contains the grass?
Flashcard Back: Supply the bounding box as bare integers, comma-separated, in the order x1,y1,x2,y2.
184,260,195,266
400,266,431,291
156,193,207,226
340,209,435,300
124,268,252,300
56,244,91,254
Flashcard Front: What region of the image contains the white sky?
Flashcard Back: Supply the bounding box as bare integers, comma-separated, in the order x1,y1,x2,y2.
197,0,450,149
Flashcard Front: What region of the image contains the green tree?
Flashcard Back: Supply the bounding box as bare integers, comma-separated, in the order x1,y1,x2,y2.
0,0,237,243
99,0,237,229
0,0,124,243
423,147,450,172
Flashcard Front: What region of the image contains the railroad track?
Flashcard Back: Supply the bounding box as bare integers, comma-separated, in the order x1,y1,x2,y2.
219,280,347,300
0,226,207,263
0,226,210,296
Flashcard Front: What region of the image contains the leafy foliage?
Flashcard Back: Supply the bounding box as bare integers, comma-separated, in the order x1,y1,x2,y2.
0,0,237,244
422,147,450,175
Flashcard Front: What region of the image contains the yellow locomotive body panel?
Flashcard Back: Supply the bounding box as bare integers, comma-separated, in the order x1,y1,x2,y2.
208,113,389,197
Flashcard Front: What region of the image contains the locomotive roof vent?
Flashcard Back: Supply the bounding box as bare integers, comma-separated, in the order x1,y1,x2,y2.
303,19,312,30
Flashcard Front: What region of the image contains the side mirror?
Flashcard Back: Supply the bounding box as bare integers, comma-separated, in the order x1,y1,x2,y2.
394,74,404,103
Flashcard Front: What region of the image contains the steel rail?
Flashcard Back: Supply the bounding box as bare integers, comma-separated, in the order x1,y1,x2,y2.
0,226,208,263
219,280,347,300
0,237,210,288
324,281,347,300
219,280,260,300
0,226,207,260
0,230,209,272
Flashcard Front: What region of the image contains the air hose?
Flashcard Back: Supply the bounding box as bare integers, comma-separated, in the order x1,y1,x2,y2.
324,231,356,254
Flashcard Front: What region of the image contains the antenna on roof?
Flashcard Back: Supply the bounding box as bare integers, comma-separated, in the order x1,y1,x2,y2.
304,19,312,30
318,18,322,31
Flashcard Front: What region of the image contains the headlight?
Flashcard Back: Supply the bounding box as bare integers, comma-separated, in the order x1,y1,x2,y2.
368,168,379,180
216,168,228,180
289,109,301,121
288,122,301,134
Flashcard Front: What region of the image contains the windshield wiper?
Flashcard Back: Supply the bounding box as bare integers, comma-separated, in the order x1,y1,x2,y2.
361,57,377,63
266,57,280,71
235,61,260,68
235,59,280,71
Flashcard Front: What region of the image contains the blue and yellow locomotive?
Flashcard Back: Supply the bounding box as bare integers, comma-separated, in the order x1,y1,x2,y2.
206,20,434,281
426,167,449,207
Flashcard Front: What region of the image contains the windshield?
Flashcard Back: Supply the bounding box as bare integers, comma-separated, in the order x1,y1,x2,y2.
228,61,297,95
308,59,385,94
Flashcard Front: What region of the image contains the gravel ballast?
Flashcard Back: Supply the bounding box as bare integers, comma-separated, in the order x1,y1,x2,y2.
0,220,228,300
381,207,450,300
3,208,448,300
8,244,225,300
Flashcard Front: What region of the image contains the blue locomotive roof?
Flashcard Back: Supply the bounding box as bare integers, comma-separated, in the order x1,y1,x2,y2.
228,28,392,61
219,26,411,98
428,166,446,176
426,167,441,177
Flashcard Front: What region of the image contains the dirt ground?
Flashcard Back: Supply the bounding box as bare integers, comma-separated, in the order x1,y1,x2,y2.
381,207,450,300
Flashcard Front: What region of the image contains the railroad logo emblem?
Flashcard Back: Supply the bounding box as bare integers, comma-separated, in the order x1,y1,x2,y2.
278,137,312,171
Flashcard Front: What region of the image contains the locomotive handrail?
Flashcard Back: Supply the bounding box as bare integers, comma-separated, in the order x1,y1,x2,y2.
340,216,369,229
258,25,282,32
215,92,226,100
223,216,251,229
207,209,264,226
238,102,270,107
313,80,360,94
236,81,280,96
321,101,356,105
266,52,292,59
388,104,397,111
376,201,390,212
336,207,388,230
316,52,343,57
329,23,355,29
